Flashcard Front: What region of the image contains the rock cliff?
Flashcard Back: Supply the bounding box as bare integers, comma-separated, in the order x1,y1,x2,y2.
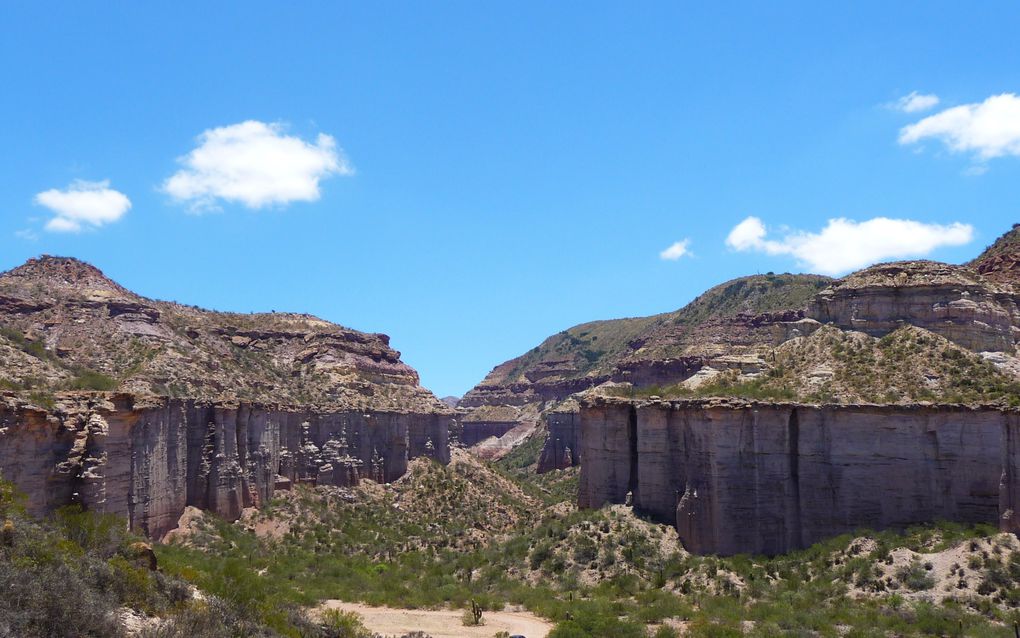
0,256,453,536
579,396,1020,556
809,261,1020,352
0,392,451,538
537,410,581,474
460,225,1020,468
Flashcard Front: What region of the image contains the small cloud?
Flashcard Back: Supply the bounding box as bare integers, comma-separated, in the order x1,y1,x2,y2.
891,91,940,113
963,164,989,177
899,93,1020,161
34,180,131,233
725,216,973,276
659,239,692,261
162,120,352,211
14,228,39,241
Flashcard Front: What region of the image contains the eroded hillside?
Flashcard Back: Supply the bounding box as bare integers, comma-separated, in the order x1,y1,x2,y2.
0,256,443,412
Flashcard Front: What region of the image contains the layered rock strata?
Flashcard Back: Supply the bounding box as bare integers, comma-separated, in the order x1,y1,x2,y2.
809,261,1020,352
0,393,451,539
579,396,1019,556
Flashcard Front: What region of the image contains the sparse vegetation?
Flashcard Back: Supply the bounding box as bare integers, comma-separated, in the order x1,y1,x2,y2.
148,452,1020,638
65,369,119,391
609,325,1020,406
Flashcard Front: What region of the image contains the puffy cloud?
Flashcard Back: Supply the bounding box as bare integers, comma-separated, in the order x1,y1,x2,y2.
659,239,692,261
899,93,1020,160
892,91,940,113
34,180,131,233
725,216,973,275
162,120,352,210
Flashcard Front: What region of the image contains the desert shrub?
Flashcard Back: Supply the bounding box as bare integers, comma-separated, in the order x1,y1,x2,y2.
139,598,279,638
895,560,936,591
65,369,119,391
320,608,372,638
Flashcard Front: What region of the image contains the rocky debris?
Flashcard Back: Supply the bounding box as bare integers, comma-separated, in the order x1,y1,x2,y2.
846,534,1020,603
160,506,207,545
578,396,1019,556
0,392,452,539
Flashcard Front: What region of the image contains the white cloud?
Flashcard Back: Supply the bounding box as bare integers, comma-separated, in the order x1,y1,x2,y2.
14,228,39,241
659,239,692,261
899,93,1020,160
725,216,974,275
162,120,351,210
34,180,131,233
892,91,940,113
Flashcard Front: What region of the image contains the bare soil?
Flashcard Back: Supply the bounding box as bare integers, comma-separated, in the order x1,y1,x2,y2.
318,601,552,638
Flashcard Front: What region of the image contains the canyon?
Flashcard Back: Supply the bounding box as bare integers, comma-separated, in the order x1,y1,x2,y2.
5,227,1020,559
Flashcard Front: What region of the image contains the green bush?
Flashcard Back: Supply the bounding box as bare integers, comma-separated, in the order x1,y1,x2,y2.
65,370,119,391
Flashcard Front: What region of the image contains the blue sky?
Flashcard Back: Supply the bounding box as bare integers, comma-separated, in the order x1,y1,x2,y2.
2,3,1020,397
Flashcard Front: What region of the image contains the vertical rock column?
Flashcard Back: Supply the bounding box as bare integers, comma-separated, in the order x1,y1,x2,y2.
1000,412,1020,535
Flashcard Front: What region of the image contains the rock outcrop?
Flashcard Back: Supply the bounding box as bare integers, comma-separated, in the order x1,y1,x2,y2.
0,392,451,539
537,410,580,474
579,396,1020,556
808,261,1020,352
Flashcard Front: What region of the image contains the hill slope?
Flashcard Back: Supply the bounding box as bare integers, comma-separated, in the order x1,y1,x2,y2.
460,273,831,417
0,256,443,412
461,225,1020,441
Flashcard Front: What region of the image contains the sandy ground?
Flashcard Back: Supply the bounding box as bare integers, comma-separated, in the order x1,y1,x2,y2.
318,601,552,638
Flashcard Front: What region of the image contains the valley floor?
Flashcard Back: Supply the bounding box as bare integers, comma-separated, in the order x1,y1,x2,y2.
318,601,552,638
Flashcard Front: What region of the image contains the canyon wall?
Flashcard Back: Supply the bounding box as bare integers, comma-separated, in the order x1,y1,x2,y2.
458,421,519,447
0,393,452,539
538,411,581,473
579,397,1020,556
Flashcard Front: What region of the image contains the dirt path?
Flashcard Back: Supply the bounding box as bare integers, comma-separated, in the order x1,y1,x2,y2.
318,601,553,638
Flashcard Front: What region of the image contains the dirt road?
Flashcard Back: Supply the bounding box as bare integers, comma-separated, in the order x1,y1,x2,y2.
318,601,552,638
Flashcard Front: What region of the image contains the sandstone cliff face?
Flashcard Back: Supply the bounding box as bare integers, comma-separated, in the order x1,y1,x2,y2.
579,397,1018,556
0,393,451,538
458,421,519,447
537,411,581,473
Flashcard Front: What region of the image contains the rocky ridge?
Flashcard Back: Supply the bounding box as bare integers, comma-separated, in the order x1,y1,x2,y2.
0,256,444,412
460,225,1020,469
0,256,453,537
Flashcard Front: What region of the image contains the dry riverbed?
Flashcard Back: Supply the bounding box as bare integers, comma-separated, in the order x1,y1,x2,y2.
317,601,552,638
